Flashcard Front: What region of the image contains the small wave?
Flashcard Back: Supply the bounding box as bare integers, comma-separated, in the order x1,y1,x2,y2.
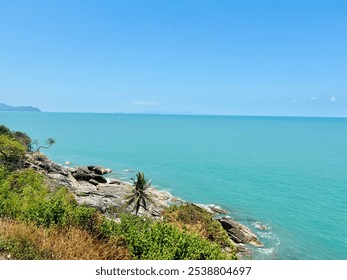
252,221,271,231
257,247,275,255
122,169,133,173
249,220,281,259
258,231,276,239
254,234,281,259
256,247,277,257
194,203,229,215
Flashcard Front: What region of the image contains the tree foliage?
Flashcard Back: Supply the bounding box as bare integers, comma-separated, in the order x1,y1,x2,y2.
33,137,56,152
0,124,33,152
0,135,26,171
12,131,33,152
0,125,12,136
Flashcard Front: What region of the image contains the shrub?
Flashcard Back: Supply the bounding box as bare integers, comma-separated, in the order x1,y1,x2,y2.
99,213,231,260
0,219,130,260
0,135,26,171
0,235,51,260
12,131,33,152
0,125,12,136
163,204,236,250
0,169,99,230
0,124,33,153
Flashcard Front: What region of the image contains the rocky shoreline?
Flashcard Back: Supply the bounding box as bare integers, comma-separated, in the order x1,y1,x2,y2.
24,152,263,259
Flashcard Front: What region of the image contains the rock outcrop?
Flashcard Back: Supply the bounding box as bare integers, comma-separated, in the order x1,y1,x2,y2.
24,152,172,217
24,152,263,257
217,218,263,247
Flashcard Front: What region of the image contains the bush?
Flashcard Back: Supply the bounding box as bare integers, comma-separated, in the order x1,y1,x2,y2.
99,213,231,260
0,135,26,171
0,235,51,260
0,169,99,230
0,124,33,153
12,131,32,152
0,125,12,136
0,219,130,260
163,204,235,249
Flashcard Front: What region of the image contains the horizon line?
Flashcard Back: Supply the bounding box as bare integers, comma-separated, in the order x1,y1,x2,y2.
2,110,346,119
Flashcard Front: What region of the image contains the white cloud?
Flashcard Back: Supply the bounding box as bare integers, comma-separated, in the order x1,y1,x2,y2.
310,96,317,101
330,96,336,102
132,100,158,106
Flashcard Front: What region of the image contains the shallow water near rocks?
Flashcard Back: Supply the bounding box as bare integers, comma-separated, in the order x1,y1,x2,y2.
1,112,347,259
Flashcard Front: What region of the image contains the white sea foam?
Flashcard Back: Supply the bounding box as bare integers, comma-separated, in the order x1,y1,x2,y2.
252,221,271,231
255,233,281,259
258,231,275,239
257,247,276,256
122,169,133,173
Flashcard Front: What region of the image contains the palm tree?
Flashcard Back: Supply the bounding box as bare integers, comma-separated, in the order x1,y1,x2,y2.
124,172,155,215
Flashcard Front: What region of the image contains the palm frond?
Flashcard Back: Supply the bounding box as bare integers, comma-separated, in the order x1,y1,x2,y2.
124,172,156,215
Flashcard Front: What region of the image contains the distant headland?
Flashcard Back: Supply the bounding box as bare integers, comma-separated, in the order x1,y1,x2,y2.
0,102,41,112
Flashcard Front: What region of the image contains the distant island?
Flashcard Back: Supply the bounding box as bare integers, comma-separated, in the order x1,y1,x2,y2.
0,102,41,112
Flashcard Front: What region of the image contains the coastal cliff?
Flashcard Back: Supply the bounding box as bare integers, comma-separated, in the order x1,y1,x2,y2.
24,152,263,259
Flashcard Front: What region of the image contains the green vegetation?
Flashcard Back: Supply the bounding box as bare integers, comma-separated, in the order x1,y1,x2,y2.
0,169,97,229
124,172,155,215
163,204,236,249
12,131,32,152
0,125,12,136
0,124,236,260
0,231,52,260
0,135,26,171
99,213,231,260
0,124,33,152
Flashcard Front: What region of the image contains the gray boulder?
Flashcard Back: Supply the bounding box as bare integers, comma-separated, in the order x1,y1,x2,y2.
72,167,92,181
88,165,112,175
91,175,108,183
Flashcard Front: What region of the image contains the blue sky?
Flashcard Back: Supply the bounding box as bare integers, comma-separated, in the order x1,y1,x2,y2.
0,0,346,116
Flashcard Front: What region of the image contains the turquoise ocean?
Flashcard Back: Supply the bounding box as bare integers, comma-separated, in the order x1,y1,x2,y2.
1,112,346,260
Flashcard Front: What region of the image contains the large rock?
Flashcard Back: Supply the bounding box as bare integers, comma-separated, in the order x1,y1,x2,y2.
72,166,109,183
217,218,263,247
91,174,108,183
72,167,92,181
88,165,112,175
75,195,108,213
25,152,67,176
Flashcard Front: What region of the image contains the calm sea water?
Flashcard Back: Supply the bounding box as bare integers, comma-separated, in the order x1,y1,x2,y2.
1,112,346,259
